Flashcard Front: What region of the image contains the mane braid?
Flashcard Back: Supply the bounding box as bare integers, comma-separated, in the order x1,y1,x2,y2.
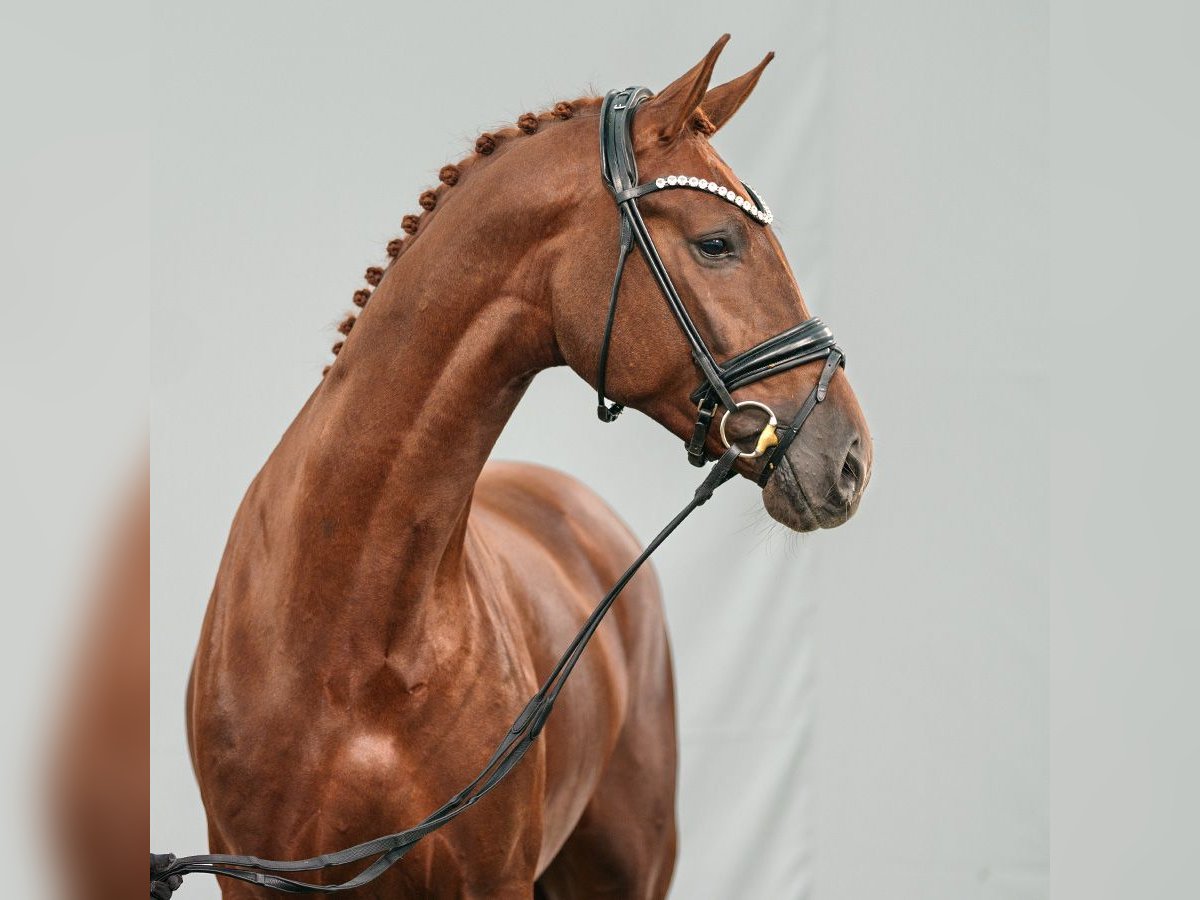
321,95,602,377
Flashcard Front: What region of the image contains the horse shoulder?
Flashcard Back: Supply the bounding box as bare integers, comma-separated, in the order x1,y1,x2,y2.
473,461,650,577
469,461,673,870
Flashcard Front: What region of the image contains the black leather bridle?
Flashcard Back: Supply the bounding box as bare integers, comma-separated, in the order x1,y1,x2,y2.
595,86,844,485
150,87,847,898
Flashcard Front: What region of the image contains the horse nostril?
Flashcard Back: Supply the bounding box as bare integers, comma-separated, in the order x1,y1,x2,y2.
836,441,863,504
840,460,858,494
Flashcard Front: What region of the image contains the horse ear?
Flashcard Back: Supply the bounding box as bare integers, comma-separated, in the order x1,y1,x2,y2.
700,51,774,134
638,34,731,145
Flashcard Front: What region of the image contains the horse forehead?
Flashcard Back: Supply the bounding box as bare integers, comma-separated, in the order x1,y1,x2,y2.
640,132,729,180
691,136,741,184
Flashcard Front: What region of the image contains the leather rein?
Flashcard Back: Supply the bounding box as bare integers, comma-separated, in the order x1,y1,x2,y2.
150,86,845,898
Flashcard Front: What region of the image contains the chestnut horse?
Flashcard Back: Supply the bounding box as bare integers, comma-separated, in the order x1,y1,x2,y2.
187,37,872,899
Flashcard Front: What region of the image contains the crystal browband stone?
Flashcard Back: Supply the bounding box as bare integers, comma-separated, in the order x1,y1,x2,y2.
653,175,774,224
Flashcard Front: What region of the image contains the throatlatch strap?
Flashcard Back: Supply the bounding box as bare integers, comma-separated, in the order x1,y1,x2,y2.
596,217,633,422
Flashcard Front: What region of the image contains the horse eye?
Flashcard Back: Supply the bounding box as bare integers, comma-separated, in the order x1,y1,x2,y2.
697,237,731,258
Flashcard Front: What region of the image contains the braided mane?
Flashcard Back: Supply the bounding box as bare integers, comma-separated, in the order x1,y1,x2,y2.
321,96,604,377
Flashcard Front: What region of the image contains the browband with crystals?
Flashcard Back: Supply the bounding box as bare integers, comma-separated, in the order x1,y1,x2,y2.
650,175,773,224
611,174,774,225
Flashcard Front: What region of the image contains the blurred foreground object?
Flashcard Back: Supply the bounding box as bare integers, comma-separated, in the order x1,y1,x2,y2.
49,466,149,900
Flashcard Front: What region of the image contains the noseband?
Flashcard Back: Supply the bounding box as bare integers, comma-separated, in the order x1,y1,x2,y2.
150,87,849,898
595,86,844,486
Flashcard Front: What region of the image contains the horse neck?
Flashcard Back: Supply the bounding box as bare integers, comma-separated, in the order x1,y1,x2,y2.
286,176,566,605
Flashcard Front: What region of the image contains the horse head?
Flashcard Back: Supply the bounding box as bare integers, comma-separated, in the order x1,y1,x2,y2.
551,37,873,531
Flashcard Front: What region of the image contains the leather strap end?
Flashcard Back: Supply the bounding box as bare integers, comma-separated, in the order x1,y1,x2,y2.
755,460,777,488
686,401,716,467
815,350,843,402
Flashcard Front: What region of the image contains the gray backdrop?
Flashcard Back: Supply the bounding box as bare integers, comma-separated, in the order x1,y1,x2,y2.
150,2,1047,898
